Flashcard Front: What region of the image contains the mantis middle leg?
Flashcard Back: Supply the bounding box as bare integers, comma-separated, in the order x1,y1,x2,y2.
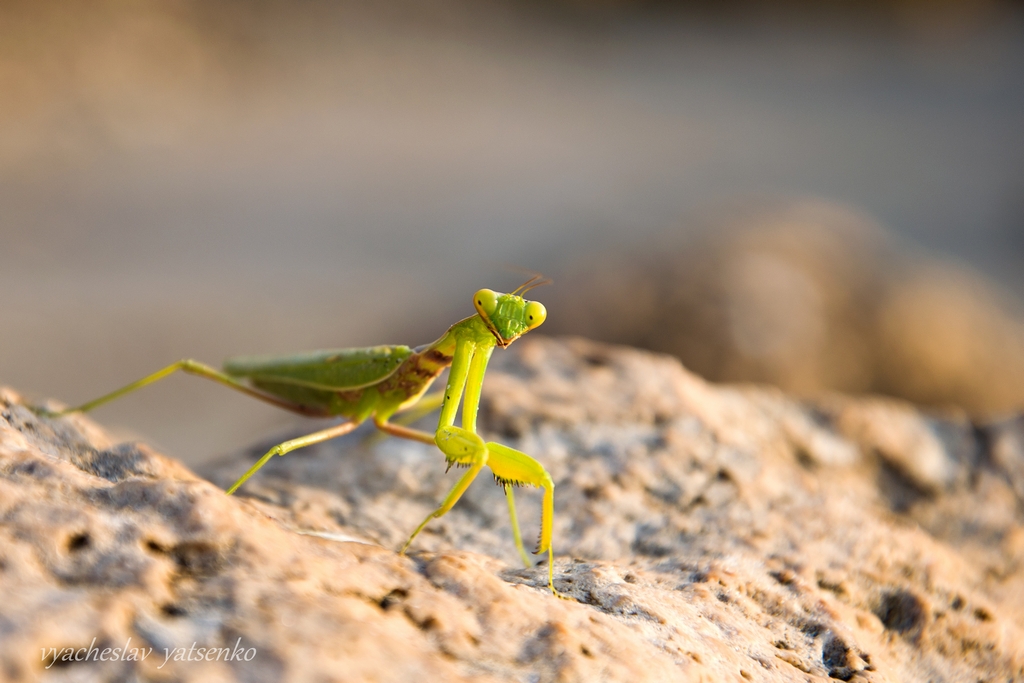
226,420,361,494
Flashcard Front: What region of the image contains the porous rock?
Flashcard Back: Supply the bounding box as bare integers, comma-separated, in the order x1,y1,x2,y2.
2,337,1024,682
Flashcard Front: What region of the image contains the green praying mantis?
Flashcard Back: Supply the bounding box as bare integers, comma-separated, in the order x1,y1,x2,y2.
36,276,565,596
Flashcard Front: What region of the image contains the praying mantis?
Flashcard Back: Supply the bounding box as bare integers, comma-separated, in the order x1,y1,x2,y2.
35,276,564,596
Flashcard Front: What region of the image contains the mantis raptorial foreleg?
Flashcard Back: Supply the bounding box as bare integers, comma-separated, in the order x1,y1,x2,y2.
398,429,538,571
396,335,563,596
398,339,488,554
396,336,493,552
401,425,489,554
487,441,557,589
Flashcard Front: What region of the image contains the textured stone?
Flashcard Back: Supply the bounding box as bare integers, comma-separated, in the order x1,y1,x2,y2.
2,337,1023,682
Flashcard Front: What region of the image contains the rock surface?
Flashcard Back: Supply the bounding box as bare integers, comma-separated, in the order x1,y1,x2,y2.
3,336,1024,682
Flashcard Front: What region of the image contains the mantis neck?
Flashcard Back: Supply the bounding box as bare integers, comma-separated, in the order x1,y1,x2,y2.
426,315,499,358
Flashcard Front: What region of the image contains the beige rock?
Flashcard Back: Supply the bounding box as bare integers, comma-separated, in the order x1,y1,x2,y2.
2,337,1023,682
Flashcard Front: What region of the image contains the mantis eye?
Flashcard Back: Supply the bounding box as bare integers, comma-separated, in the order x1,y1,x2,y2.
524,301,547,330
474,289,498,318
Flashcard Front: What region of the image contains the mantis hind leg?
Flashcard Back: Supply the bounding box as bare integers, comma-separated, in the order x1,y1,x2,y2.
226,420,361,494
35,359,332,418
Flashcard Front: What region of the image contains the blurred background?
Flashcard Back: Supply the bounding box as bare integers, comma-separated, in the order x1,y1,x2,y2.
2,0,1023,466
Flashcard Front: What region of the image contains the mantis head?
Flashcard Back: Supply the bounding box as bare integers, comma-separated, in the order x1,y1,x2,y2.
473,279,548,347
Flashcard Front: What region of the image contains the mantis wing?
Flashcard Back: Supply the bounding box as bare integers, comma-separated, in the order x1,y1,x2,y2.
223,345,413,391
